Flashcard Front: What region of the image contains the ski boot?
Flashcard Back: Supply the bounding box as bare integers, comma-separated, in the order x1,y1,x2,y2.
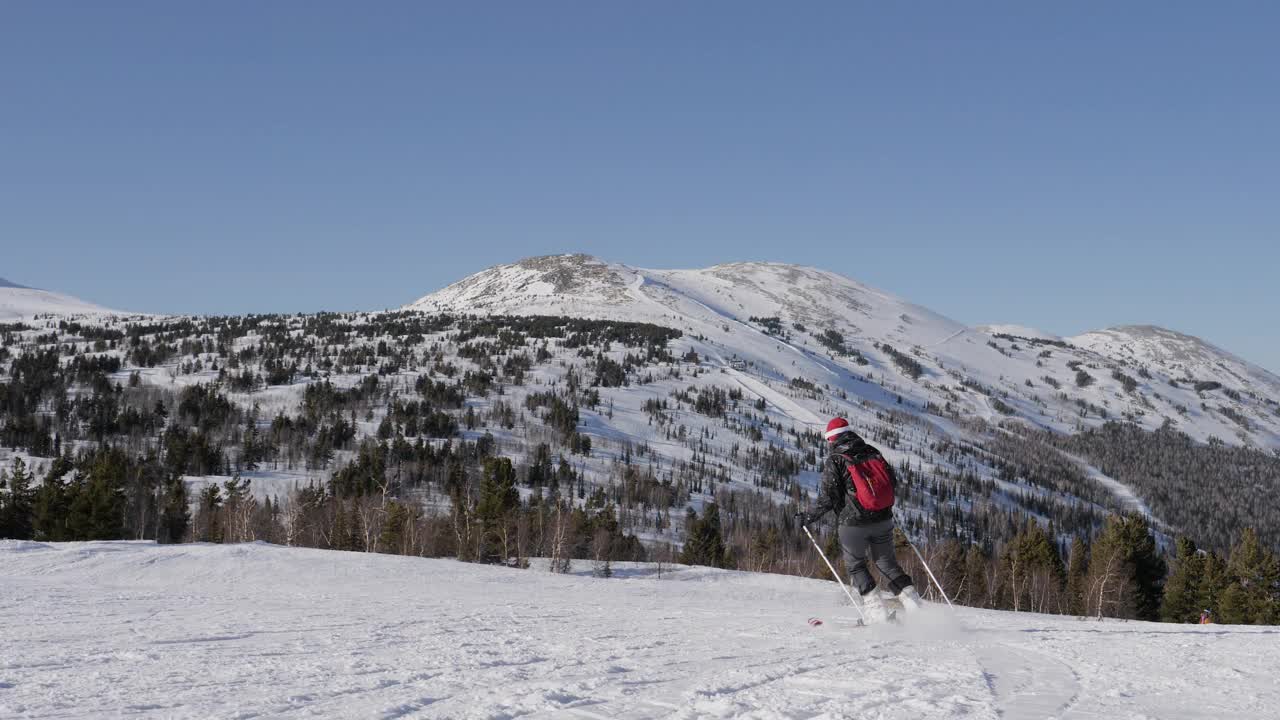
860,588,893,624
898,584,925,613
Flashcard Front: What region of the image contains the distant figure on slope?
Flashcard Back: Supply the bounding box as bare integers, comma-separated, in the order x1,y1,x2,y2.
797,417,924,622
1199,609,1214,625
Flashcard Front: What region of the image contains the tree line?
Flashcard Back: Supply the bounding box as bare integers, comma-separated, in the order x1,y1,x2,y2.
3,444,1277,624
2,310,1278,623
670,498,1278,625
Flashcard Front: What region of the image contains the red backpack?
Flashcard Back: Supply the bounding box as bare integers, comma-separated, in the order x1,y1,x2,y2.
838,452,896,511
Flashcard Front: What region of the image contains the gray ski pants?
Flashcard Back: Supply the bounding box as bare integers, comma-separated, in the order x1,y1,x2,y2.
839,519,913,596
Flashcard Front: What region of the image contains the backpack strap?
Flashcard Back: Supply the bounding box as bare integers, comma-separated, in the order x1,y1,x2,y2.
836,447,878,465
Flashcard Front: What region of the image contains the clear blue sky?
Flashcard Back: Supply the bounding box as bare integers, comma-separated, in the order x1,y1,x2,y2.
3,2,1278,371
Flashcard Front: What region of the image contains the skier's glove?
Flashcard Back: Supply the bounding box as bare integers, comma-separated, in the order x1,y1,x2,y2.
795,511,815,526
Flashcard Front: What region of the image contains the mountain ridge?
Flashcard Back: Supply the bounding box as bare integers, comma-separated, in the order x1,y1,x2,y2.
0,276,135,321
412,255,1261,372
409,254,1280,450
5,256,1279,557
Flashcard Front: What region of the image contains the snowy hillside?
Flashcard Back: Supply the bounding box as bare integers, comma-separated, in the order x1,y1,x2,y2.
973,324,1064,343
5,257,1280,558
0,276,128,321
408,255,966,346
1072,325,1280,400
410,255,1280,450
2,540,1273,720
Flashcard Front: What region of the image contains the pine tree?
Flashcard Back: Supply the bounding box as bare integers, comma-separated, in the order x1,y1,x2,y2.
81,451,127,540
1001,519,1065,613
748,527,780,572
64,474,94,540
1086,517,1137,618
1216,582,1252,624
33,457,75,541
157,474,191,544
679,503,726,568
1197,549,1229,619
196,484,223,543
1065,537,1089,616
329,499,353,551
243,408,261,472
345,504,366,552
1089,513,1165,620
475,457,519,563
379,501,413,554
1160,537,1204,623
1125,515,1166,621
961,544,990,608
0,458,35,539
1221,528,1280,624
528,443,552,488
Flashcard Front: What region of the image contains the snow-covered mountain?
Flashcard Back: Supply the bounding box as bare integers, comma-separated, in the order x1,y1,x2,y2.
1072,324,1280,400
5,256,1277,553
409,254,1280,450
0,276,126,321
408,255,966,344
974,324,1064,343
3,539,1272,719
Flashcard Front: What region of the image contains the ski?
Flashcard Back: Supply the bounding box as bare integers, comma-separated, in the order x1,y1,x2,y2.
808,617,866,628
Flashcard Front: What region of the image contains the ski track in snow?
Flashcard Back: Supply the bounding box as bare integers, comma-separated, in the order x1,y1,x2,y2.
723,368,824,427
1058,451,1162,525
974,642,1081,719
929,329,969,349
3,541,1277,720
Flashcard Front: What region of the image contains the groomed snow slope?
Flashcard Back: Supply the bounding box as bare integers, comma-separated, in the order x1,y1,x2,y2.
3,541,1275,720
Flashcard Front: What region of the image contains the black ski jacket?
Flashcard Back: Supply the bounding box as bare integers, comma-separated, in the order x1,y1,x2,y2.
808,435,897,527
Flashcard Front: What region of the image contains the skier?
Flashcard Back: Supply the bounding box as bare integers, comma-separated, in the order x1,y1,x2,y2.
797,417,924,622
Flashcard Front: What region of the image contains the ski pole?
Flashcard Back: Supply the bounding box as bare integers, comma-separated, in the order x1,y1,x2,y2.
906,539,955,609
802,524,866,622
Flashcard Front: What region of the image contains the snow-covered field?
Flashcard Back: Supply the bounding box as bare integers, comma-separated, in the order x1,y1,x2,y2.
3,541,1274,719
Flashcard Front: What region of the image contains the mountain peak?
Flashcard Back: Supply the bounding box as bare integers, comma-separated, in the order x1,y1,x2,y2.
406,254,635,315
1101,324,1197,340
0,277,31,289
974,324,1064,342
1072,324,1280,395
516,253,606,268
510,254,623,293
407,254,969,348
1075,324,1227,360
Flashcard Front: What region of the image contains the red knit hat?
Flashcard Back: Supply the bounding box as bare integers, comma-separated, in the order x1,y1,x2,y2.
824,417,854,442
